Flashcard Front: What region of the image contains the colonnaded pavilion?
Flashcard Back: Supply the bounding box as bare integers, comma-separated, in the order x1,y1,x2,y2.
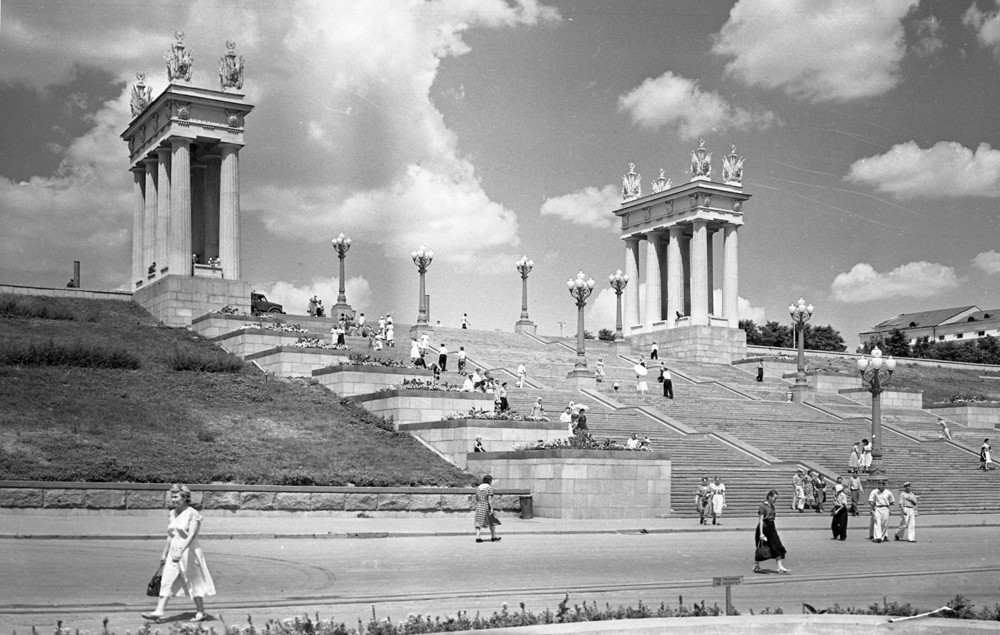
7,32,996,522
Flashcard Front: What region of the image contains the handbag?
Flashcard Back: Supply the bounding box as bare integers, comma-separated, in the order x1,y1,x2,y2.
146,563,164,597
487,511,501,526
755,539,772,561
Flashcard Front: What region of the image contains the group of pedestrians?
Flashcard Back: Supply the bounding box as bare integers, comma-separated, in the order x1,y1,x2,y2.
695,476,727,525
790,468,828,513
558,402,590,436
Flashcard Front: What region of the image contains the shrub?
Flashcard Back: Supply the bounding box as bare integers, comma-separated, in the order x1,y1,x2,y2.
597,328,615,341
0,339,140,369
168,347,244,373
0,295,90,321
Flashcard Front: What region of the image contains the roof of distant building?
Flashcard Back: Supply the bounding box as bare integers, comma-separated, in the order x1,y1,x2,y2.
871,306,978,331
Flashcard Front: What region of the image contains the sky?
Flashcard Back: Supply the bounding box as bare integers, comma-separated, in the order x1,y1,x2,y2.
2,0,1000,349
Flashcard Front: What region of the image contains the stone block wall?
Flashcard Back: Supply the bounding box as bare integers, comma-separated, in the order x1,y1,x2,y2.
244,346,350,377
351,390,496,426
133,275,250,327
631,325,746,364
0,482,528,516
0,284,132,302
926,404,1000,429
211,329,304,358
838,388,923,409
312,365,435,397
399,419,567,468
467,450,671,519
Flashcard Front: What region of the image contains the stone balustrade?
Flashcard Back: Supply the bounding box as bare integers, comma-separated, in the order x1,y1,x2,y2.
926,403,1000,429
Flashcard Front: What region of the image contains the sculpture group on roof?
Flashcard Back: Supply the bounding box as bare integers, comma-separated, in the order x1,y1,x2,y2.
621,140,745,202
165,31,194,82
129,72,152,118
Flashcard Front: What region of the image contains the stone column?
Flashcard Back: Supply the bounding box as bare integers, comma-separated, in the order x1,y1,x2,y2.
142,157,158,278
723,224,739,327
191,164,206,265
679,230,691,316
168,138,192,276
644,230,663,327
130,167,145,288
624,237,641,331
706,228,715,317
666,226,683,325
204,154,221,261
155,147,171,274
219,143,241,280
690,219,708,325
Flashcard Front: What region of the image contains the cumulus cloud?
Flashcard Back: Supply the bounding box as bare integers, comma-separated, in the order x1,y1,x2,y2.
540,185,621,230
830,262,962,302
618,71,776,140
964,1,1000,54
712,0,915,102
846,141,1000,199
972,250,1000,275
712,290,765,323
585,287,618,333
255,276,372,317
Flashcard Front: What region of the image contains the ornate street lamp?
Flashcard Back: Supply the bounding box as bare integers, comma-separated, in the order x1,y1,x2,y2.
608,269,629,341
858,346,897,479
567,271,596,369
411,245,433,325
788,297,814,403
330,233,353,318
515,255,535,333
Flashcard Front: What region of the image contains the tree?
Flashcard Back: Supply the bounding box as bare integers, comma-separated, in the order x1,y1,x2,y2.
881,328,911,358
804,324,847,352
758,321,793,347
976,334,1000,364
739,319,761,345
597,328,615,342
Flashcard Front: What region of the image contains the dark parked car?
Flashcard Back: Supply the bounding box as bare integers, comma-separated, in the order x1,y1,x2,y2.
251,292,284,316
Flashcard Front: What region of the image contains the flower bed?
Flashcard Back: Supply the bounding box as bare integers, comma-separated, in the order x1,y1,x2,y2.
398,418,566,468
350,390,496,427
443,407,549,422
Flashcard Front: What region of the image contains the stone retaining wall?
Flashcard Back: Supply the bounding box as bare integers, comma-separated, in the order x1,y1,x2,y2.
399,418,567,468
244,346,350,377
313,365,434,397
467,450,671,519
634,325,746,364
838,388,923,409
210,328,304,358
133,275,251,328
0,482,528,516
926,404,1000,429
0,284,132,301
351,390,496,426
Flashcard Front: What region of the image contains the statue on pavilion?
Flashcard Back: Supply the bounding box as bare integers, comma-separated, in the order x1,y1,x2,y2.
690,139,711,181
130,72,152,118
651,168,672,194
219,40,244,91
622,163,641,201
165,31,194,82
722,144,745,186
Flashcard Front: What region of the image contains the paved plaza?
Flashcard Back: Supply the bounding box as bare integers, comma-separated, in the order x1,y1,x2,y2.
2,512,998,633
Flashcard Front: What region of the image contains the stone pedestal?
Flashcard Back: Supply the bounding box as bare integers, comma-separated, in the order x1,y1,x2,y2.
790,383,812,404
629,324,746,364
330,303,356,322
565,367,597,390
514,319,536,334
133,275,250,327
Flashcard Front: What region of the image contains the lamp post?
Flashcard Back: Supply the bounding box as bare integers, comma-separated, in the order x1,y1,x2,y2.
411,245,433,325
608,269,629,341
566,271,595,370
556,321,566,337
858,346,897,480
515,255,536,333
788,297,814,404
330,233,354,320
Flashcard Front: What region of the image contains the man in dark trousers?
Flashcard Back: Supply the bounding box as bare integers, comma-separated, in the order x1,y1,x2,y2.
756,359,764,382
661,365,674,399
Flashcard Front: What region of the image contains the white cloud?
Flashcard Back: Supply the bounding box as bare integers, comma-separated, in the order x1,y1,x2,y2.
713,0,916,102
540,185,620,230
739,296,766,323
964,1,1000,55
846,141,1000,199
618,71,776,140
830,262,962,302
972,250,1000,275
585,287,618,334
255,276,372,317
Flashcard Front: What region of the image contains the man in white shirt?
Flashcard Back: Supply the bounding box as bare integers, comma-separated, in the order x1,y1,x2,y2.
438,344,448,372
516,363,527,388
626,434,640,450
559,407,573,435
868,480,895,542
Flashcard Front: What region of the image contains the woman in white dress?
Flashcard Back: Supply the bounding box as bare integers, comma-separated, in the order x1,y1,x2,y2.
710,476,727,525
142,484,215,622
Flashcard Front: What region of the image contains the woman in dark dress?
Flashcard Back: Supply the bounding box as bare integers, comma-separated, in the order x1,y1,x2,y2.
754,489,790,574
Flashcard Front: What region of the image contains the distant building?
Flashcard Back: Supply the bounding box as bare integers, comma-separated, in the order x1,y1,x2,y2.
860,305,1000,345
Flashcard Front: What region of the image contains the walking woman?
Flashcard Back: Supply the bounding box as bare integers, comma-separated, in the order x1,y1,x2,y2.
695,477,713,525
142,484,215,622
848,473,864,516
754,489,790,574
474,475,500,543
710,476,727,525
860,438,873,473
830,483,849,541
848,442,861,474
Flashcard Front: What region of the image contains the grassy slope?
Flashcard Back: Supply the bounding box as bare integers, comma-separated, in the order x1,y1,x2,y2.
0,296,472,486
786,355,1000,405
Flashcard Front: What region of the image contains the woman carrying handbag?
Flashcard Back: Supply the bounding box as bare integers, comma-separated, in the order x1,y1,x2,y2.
754,490,790,574
474,475,501,543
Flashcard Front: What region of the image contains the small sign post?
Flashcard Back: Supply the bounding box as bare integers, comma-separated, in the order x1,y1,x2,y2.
713,576,743,615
